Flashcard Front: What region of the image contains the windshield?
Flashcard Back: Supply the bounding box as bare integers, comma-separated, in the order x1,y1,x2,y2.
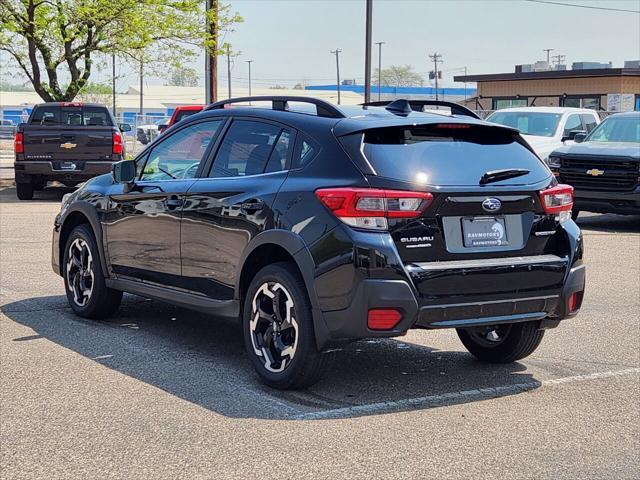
487,112,560,138
587,116,640,143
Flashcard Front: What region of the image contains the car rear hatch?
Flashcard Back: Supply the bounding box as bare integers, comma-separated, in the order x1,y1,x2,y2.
338,120,573,312
23,105,115,163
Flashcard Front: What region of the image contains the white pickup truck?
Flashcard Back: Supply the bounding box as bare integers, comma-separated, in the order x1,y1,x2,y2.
487,107,601,163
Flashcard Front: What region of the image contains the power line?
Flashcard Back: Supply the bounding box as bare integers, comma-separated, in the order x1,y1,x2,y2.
524,0,640,14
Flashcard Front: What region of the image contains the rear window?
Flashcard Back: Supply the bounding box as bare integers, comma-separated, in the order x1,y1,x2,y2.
30,105,113,127
361,124,550,186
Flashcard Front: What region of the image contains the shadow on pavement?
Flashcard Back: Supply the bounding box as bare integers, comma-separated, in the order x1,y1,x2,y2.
2,294,540,420
576,212,640,233
0,185,74,204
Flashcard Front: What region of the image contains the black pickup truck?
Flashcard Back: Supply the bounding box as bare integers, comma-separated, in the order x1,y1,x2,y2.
13,102,131,200
548,111,640,217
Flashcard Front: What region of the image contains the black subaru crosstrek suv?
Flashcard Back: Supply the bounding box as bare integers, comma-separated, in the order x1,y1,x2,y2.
52,97,585,389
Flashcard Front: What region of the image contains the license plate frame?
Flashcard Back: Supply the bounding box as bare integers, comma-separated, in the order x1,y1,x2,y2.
461,216,509,248
59,162,77,171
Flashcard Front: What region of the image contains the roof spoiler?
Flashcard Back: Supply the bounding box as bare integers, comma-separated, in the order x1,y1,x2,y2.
206,96,346,119
362,99,481,119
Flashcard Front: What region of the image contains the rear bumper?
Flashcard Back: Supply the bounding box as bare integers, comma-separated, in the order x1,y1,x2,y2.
14,161,115,183
573,187,640,215
320,254,585,345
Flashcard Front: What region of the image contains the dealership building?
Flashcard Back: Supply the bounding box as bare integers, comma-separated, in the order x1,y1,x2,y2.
455,64,640,112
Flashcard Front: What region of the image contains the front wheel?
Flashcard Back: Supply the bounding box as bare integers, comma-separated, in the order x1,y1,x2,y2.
457,321,545,363
63,224,122,319
243,262,331,390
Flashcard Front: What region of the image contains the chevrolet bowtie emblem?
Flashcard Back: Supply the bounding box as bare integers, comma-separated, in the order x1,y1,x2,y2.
586,168,604,176
60,142,77,149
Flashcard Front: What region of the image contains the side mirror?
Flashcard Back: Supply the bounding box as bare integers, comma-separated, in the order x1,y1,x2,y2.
573,132,587,143
118,123,132,132
562,129,587,142
112,160,136,184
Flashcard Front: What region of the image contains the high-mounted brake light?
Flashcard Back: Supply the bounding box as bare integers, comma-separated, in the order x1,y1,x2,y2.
539,184,573,222
14,132,24,154
61,102,82,107
435,123,471,129
315,187,433,231
112,131,123,155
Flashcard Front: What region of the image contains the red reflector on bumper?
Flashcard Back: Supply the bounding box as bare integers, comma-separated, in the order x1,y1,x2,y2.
367,309,402,330
568,293,578,312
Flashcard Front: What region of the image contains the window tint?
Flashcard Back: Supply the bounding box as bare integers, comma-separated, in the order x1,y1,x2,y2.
293,137,319,168
140,120,222,181
492,98,528,110
264,130,292,173
210,120,282,177
581,114,598,133
30,105,113,126
563,114,583,136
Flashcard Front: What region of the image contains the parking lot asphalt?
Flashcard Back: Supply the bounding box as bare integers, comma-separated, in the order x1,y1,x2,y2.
1,185,639,479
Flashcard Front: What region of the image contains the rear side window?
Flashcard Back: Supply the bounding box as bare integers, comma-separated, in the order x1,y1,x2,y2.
30,105,113,126
292,136,319,168
580,114,598,133
360,124,550,186
210,120,284,177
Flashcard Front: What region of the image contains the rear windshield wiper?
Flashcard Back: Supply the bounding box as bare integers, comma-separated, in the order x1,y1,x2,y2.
480,168,530,185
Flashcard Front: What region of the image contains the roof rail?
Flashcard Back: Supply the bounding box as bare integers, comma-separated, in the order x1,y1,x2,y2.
205,96,346,119
363,99,481,119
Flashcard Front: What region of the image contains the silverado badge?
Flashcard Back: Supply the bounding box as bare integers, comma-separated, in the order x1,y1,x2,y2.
586,168,604,176
60,142,77,149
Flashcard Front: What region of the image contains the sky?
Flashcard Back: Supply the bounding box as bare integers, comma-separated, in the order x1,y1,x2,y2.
5,0,640,91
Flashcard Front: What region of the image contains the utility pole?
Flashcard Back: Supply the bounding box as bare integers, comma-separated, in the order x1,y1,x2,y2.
375,41,385,101
330,49,342,105
543,48,554,66
551,54,566,69
139,59,143,116
364,0,373,103
112,52,116,117
246,60,253,99
464,66,468,101
226,44,232,99
429,52,442,101
205,0,218,103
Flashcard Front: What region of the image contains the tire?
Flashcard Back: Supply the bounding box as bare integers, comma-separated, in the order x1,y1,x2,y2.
572,210,580,221
457,321,545,363
16,181,34,200
243,262,331,390
63,224,122,319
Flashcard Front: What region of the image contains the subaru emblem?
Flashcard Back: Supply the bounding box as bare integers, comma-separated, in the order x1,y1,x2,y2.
482,198,502,212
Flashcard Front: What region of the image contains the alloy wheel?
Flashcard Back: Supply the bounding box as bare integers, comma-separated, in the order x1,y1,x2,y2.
66,238,94,307
249,282,299,373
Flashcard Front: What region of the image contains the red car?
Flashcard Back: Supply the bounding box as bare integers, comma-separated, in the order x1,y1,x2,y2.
158,105,204,134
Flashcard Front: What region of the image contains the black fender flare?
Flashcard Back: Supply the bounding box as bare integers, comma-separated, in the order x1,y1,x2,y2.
234,229,332,350
58,201,110,278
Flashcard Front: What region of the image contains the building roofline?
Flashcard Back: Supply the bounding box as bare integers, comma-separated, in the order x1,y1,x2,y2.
454,68,640,83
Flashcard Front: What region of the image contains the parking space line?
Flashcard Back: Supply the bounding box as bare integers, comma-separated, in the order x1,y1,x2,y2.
291,367,640,420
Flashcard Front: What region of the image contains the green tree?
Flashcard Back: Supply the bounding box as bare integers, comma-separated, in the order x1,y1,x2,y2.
166,66,199,87
0,0,241,102
374,65,424,87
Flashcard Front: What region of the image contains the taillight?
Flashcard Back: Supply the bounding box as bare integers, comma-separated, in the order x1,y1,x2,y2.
14,132,24,154
112,132,123,155
315,188,433,231
539,184,573,222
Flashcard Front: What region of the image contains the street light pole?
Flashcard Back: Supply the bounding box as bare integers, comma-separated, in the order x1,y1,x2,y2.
112,52,116,117
364,0,373,103
246,60,253,99
375,41,384,101
226,44,232,99
330,49,342,105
